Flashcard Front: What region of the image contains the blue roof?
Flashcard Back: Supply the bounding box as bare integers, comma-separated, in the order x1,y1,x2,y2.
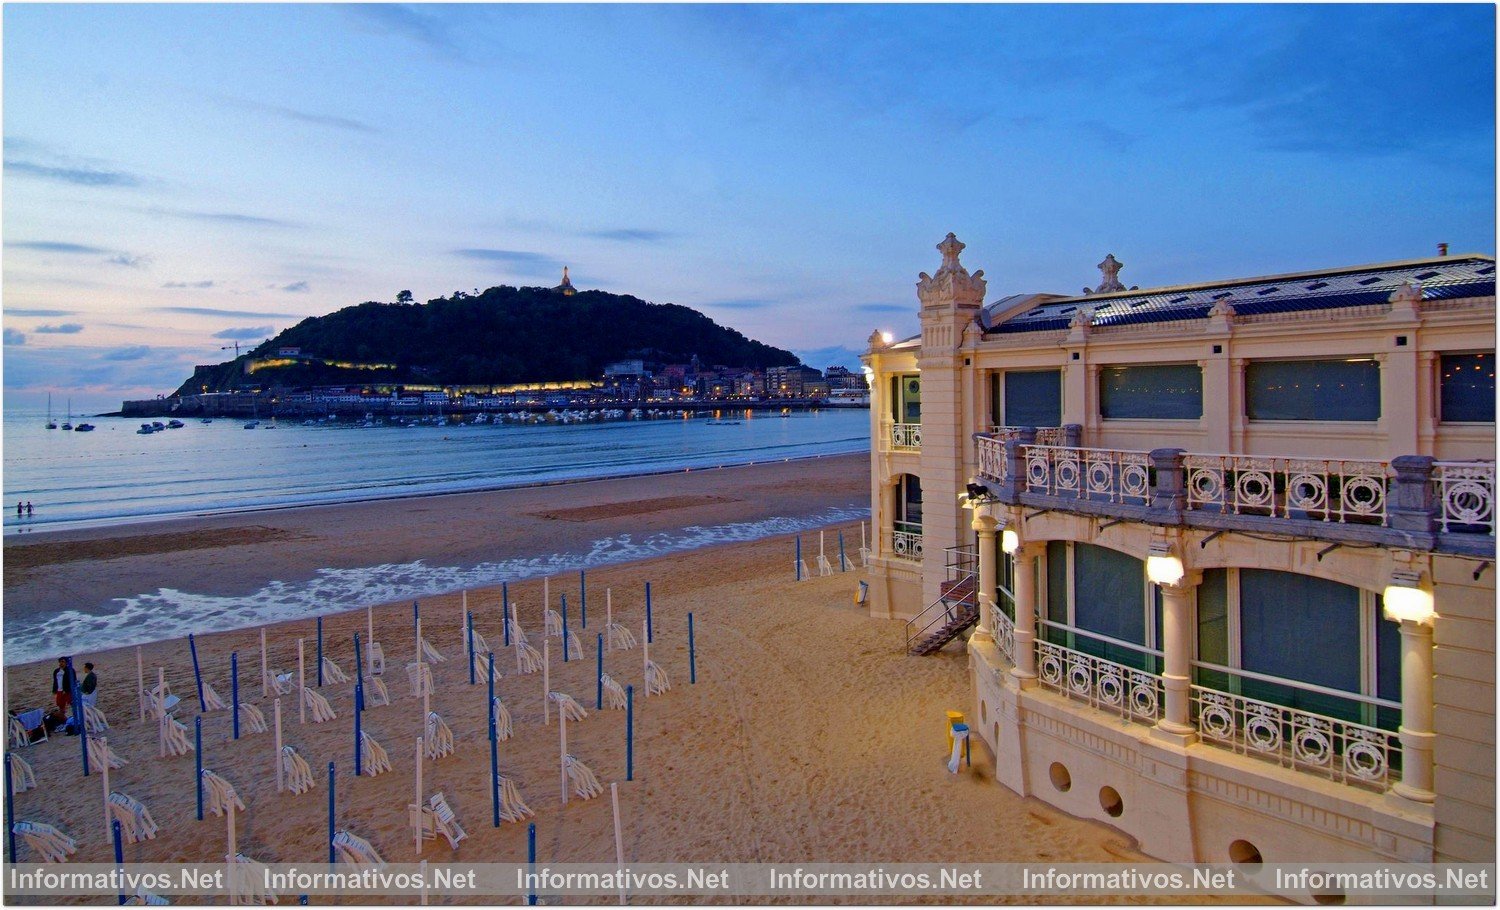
987,255,1495,335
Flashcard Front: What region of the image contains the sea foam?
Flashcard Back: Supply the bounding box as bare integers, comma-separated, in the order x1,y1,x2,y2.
4,504,871,665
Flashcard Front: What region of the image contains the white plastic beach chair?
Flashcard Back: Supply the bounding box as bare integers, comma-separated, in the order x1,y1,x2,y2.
126,888,171,905
84,704,109,734
600,674,628,710
332,830,386,868
548,691,588,722
429,792,467,848
544,609,563,637
496,775,533,823
88,735,128,770
143,684,181,719
420,637,446,663
360,732,392,776
8,751,36,795
107,791,159,844
646,659,671,696
367,641,385,677
472,651,502,686
363,676,391,708
563,632,583,661
160,715,194,757
227,853,275,906
507,615,530,648
9,715,34,750
514,641,542,675
201,769,246,818
424,712,454,761
563,755,604,800
302,687,337,723
266,670,294,697
320,657,349,685
236,702,268,735
406,663,433,698
14,820,76,863
200,681,229,712
605,620,637,651
490,696,513,741
280,746,314,795
469,628,491,660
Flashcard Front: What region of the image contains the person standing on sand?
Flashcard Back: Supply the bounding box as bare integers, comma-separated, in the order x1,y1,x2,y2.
80,663,98,709
52,658,75,712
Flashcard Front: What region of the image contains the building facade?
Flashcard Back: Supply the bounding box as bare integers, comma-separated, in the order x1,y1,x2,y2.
863,235,1496,895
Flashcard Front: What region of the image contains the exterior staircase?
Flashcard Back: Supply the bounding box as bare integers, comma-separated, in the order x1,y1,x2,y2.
904,547,980,655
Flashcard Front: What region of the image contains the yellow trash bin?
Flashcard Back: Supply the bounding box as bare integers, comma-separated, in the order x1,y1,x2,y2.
946,711,966,751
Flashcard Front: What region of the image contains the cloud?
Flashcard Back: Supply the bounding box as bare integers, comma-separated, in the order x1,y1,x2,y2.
34,324,84,334
212,326,274,340
103,346,152,361
7,241,111,255
162,280,217,289
152,306,293,319
5,308,78,317
343,4,457,52
853,302,909,313
145,208,297,228
4,342,208,406
225,97,379,135
584,228,676,243
452,248,565,279
278,281,310,293
791,345,866,372
107,253,151,269
5,159,141,188
4,329,26,346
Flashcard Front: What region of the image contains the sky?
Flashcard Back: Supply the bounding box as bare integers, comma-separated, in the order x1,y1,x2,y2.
3,3,1495,412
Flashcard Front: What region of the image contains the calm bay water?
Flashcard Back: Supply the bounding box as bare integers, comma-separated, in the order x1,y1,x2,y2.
3,407,870,533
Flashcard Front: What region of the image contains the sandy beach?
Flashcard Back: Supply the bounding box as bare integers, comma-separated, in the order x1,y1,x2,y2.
2,458,1253,905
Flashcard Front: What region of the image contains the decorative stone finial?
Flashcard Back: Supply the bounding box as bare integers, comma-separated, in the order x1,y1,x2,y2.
917,232,986,309
1207,296,1236,318
867,329,888,351
1069,306,1094,330
1389,282,1421,306
554,266,577,296
1095,254,1125,293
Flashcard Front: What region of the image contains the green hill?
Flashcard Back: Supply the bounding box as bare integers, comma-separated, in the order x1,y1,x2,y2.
177,285,801,394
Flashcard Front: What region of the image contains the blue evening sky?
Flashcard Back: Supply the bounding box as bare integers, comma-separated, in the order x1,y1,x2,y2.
4,3,1494,411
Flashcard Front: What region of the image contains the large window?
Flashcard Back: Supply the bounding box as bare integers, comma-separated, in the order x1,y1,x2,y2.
1194,568,1399,729
895,474,922,533
1440,352,1495,423
1098,364,1203,419
1245,358,1381,421
992,369,1062,428
890,374,921,423
1042,541,1160,671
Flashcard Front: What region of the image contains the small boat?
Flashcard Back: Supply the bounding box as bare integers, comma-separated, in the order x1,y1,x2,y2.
244,420,260,429
61,399,72,431
200,418,213,424
706,420,742,426
166,419,184,429
137,424,155,435
73,422,95,432
45,394,57,429
151,421,165,430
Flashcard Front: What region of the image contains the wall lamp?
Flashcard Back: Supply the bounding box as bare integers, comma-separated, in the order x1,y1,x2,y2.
1382,569,1436,625
1145,540,1185,587
1001,528,1020,555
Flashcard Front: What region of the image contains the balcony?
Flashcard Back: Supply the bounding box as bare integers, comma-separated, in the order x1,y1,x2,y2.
888,422,922,451
973,428,1495,556
890,521,923,561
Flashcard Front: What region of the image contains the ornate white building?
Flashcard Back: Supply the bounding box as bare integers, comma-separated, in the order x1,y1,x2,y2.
863,234,1495,894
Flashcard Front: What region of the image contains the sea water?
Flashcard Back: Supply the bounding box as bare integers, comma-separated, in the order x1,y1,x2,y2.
3,407,870,532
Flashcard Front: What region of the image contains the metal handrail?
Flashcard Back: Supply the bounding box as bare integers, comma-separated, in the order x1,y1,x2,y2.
1190,659,1400,711
903,569,978,650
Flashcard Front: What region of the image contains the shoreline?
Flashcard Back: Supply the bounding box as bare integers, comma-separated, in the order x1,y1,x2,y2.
4,446,867,539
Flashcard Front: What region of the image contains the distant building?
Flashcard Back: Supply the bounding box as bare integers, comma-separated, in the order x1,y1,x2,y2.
825,365,869,391
554,266,577,296
764,364,824,398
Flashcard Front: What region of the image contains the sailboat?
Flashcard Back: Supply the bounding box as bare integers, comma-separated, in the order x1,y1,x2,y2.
45,394,57,429
61,399,72,431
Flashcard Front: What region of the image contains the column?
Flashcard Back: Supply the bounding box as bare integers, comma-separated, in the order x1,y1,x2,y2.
1393,619,1435,803
1010,545,1039,686
973,521,998,641
1154,578,1198,744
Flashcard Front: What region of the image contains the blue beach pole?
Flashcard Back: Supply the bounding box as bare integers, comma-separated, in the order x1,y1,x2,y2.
327,763,336,865
112,819,125,905
188,635,206,712
316,618,324,687
487,652,499,828
68,657,88,776
502,582,510,647
412,600,420,648
596,633,604,710
231,653,240,740
688,613,696,684
562,595,570,663
626,685,634,781
467,612,476,685
354,681,363,777
839,531,848,571
527,823,537,906
195,718,203,820
354,631,363,682
795,537,803,580
580,570,587,629
4,756,16,862
645,582,653,643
